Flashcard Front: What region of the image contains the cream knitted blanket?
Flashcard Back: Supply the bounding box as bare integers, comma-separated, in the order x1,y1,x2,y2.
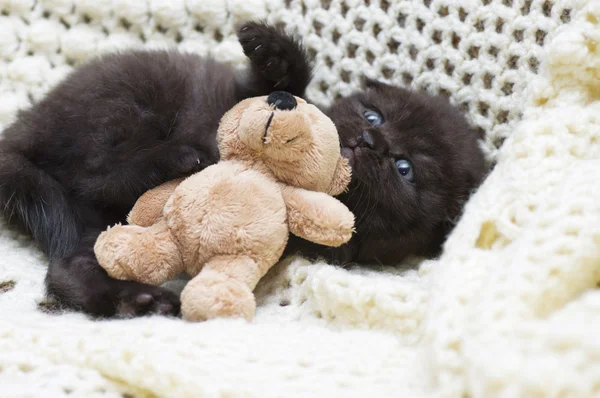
1,0,599,397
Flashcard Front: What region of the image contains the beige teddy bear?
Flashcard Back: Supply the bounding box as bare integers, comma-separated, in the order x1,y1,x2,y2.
94,92,355,322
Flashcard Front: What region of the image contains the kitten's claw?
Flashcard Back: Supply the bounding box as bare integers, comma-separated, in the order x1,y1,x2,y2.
236,21,312,95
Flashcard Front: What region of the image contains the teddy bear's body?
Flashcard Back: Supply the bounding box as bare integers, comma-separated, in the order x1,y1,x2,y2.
95,92,354,321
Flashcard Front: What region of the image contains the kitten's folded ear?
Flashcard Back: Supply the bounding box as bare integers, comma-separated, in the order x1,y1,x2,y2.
361,75,383,89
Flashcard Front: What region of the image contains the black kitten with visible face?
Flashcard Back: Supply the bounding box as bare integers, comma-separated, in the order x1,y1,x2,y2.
0,22,487,318
287,80,487,264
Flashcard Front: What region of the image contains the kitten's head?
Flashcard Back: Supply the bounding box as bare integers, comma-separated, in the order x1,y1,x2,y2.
327,80,488,264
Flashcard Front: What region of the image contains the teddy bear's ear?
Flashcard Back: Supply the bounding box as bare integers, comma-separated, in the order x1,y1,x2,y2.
327,157,352,196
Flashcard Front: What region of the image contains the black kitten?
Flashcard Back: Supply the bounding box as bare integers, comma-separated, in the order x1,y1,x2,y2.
286,80,487,264
0,22,486,318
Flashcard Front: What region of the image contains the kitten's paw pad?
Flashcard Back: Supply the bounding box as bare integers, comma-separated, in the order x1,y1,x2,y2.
237,22,294,86
114,282,181,318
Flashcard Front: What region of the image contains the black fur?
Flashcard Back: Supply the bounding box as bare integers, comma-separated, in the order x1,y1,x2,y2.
0,22,487,318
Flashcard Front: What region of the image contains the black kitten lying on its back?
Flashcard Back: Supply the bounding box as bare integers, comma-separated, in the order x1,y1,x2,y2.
0,22,487,318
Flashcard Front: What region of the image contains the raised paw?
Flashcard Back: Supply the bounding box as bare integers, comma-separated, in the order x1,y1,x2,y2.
237,21,312,95
113,280,181,318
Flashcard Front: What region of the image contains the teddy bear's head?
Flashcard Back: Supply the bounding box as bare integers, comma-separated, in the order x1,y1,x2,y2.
217,92,351,195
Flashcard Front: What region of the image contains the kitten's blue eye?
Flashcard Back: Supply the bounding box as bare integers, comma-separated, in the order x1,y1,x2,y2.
395,159,414,182
363,109,384,126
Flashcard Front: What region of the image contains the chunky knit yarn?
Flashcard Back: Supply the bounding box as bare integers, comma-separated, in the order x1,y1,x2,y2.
1,0,599,397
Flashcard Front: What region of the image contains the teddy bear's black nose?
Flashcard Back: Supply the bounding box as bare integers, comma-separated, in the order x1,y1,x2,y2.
267,91,297,111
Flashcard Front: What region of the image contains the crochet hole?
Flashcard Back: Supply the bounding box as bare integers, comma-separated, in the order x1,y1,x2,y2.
588,41,597,54
542,0,553,17
347,43,358,58
402,73,413,85
496,110,509,124
494,135,506,149
529,57,540,73
373,24,382,36
312,20,323,35
0,280,16,293
416,18,425,33
341,70,351,83
444,60,455,75
37,300,64,315
397,13,407,28
387,38,400,52
366,51,375,64
332,30,341,44
426,59,435,70
438,6,449,17
479,102,489,117
354,18,365,31
432,30,442,44
476,221,504,250
561,9,572,23
120,18,132,30
521,0,532,15
340,2,349,17
468,46,480,59
535,30,547,46
508,55,519,69
475,20,484,33
380,0,390,13
483,73,494,89
382,67,393,79
489,46,499,57
451,33,461,49
458,8,467,22
423,0,432,7
495,18,505,34
408,45,418,60
502,0,513,6
513,29,524,42
279,299,290,307
501,82,514,96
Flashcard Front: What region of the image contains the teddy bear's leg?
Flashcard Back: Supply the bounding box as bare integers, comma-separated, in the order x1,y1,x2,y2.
180,255,264,322
94,220,185,286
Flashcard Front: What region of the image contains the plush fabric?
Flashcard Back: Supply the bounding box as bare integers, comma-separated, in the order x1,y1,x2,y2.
1,0,598,397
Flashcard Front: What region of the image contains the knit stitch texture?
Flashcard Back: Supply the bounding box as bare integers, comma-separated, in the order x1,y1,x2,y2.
1,0,599,397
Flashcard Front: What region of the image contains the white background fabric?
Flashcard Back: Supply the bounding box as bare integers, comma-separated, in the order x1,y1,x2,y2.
2,0,599,397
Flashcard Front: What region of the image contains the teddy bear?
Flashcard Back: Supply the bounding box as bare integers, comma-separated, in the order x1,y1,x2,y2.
93,91,355,322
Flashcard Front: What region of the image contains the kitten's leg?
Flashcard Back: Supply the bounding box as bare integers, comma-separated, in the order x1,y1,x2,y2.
46,230,181,318
236,21,313,98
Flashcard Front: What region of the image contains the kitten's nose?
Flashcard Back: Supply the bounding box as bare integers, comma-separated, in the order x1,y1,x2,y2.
267,91,297,110
357,131,375,149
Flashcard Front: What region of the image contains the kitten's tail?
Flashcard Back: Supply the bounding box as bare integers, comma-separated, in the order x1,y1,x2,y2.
0,148,83,260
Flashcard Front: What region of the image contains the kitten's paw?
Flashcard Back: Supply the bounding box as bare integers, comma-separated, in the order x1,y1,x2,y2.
237,21,311,94
167,145,209,175
113,281,181,318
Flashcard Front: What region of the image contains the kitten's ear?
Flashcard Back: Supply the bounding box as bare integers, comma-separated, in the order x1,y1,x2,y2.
361,75,382,89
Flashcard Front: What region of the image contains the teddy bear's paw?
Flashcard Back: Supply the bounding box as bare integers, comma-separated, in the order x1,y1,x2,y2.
181,270,256,322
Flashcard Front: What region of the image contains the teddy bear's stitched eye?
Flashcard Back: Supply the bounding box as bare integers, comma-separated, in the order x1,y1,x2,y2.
285,137,297,144
363,109,384,126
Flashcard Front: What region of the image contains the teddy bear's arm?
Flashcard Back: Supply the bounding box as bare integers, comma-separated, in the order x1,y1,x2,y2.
281,186,355,247
127,178,184,226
